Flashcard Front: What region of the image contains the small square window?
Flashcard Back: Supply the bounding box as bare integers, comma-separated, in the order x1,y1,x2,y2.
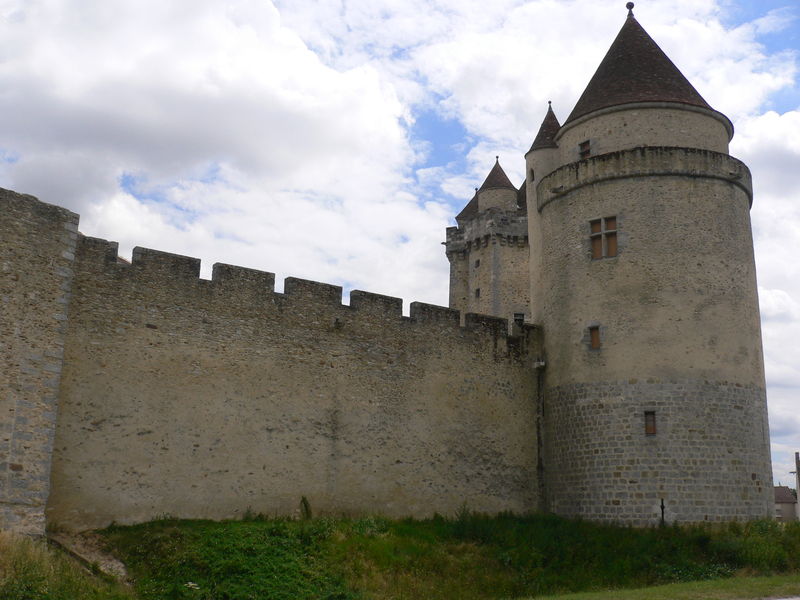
645,411,657,435
514,313,525,325
589,326,601,349
590,216,618,259
579,140,591,159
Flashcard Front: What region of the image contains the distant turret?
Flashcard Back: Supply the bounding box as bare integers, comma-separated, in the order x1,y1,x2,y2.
445,158,529,328
525,102,561,323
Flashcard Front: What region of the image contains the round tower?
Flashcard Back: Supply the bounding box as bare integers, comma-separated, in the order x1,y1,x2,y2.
530,4,772,524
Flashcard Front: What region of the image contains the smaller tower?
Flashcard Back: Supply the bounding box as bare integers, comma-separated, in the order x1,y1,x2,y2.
526,101,561,323
445,158,529,326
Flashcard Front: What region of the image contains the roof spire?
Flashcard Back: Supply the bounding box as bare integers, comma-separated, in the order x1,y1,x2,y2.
563,9,714,124
626,2,634,18
479,158,515,192
529,102,561,152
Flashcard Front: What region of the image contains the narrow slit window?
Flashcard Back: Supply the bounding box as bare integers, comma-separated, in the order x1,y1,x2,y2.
645,411,656,435
590,216,618,259
530,168,535,181
589,326,601,349
579,140,591,159
474,259,480,268
475,288,481,298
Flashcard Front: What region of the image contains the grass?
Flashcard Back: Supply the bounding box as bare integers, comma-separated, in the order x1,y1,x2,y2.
0,530,133,600
6,513,800,599
99,512,800,600
531,574,800,599
102,517,357,599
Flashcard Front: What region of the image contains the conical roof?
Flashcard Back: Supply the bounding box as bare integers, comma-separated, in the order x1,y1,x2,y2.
529,102,561,152
517,180,527,213
455,189,479,222
565,7,712,125
478,157,516,192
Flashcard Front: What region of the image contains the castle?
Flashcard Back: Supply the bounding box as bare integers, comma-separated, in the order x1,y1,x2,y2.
0,5,774,536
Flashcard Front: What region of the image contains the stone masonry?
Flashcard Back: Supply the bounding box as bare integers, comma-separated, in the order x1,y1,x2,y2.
0,6,775,534
0,189,78,535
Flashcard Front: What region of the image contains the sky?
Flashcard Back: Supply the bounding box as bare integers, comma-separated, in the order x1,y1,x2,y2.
0,0,798,487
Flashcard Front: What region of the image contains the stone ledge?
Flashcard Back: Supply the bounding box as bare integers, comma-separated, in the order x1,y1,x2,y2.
537,146,753,212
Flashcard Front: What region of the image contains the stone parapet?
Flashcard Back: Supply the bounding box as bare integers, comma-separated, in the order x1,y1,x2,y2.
537,146,752,213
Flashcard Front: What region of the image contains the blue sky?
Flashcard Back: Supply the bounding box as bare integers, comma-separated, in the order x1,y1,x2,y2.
0,0,798,486
725,1,799,115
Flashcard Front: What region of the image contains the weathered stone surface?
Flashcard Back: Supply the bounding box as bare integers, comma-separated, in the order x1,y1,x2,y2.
544,380,772,524
0,188,78,536
42,233,541,530
445,206,530,327
526,104,772,525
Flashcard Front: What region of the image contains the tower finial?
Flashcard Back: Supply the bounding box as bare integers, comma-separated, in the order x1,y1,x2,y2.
495,155,499,162
548,100,552,106
626,2,634,17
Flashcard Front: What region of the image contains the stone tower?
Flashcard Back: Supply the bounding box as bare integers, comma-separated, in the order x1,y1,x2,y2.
445,158,530,326
526,4,773,523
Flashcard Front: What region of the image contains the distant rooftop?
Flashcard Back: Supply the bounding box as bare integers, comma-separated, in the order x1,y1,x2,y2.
478,157,516,192
775,486,797,504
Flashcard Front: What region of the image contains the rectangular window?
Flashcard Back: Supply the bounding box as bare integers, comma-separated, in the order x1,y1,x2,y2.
474,259,480,268
589,326,601,349
590,216,618,259
579,140,591,159
474,288,480,298
645,411,656,435
530,168,535,181
514,313,525,325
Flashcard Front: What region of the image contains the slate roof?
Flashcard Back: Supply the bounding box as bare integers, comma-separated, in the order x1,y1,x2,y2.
455,159,519,223
478,158,516,192
529,102,561,152
455,189,479,222
517,181,527,213
775,486,797,504
564,10,712,125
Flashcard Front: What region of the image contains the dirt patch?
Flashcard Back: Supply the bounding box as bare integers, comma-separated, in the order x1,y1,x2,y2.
48,531,130,583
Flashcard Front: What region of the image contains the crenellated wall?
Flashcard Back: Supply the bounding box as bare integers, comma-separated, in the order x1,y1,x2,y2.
42,230,541,530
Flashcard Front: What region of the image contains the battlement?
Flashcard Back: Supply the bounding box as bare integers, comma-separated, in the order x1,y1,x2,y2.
73,235,531,354
445,207,529,258
132,246,201,279
211,263,276,294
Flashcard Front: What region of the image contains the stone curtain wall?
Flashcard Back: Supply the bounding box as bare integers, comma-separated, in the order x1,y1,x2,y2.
46,235,540,531
0,190,79,535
